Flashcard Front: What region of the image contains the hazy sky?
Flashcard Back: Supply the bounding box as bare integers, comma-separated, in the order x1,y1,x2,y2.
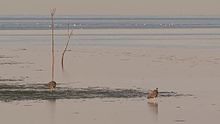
0,0,220,16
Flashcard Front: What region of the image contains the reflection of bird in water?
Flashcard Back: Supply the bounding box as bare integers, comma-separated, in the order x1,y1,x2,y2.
48,81,56,90
148,101,158,115
147,88,159,122
147,100,158,122
47,99,56,124
147,88,158,99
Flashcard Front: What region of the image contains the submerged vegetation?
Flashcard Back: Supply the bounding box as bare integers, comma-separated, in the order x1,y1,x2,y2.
0,83,191,102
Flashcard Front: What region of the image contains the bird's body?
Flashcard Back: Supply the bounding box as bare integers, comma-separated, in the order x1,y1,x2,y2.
48,81,56,89
147,88,158,99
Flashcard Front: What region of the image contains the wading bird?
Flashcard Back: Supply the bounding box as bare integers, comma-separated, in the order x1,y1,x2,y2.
147,88,158,99
48,81,56,89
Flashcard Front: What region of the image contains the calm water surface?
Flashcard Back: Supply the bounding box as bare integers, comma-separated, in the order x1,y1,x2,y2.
0,16,220,124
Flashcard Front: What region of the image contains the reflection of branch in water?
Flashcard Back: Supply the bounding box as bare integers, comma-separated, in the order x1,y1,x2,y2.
47,99,56,124
148,100,158,121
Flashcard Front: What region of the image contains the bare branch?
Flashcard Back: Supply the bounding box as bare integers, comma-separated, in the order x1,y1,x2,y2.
50,8,56,16
62,24,73,71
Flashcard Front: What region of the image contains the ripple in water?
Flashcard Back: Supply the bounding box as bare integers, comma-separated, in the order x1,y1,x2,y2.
0,83,192,102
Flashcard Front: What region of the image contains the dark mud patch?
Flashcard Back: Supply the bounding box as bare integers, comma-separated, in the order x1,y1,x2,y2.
0,77,26,82
0,79,24,82
0,83,193,102
35,69,44,71
0,61,33,65
19,48,27,51
0,61,23,65
159,91,193,97
175,120,186,123
0,55,13,59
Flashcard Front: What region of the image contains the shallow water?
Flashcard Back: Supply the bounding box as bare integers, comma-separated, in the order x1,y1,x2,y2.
0,20,220,123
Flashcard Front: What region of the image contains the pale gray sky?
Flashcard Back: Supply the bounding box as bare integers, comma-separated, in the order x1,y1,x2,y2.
0,0,220,16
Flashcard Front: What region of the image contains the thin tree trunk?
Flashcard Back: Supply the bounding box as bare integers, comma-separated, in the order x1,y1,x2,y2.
51,8,56,81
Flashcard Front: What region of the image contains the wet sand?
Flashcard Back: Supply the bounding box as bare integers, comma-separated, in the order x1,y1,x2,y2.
0,29,220,123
